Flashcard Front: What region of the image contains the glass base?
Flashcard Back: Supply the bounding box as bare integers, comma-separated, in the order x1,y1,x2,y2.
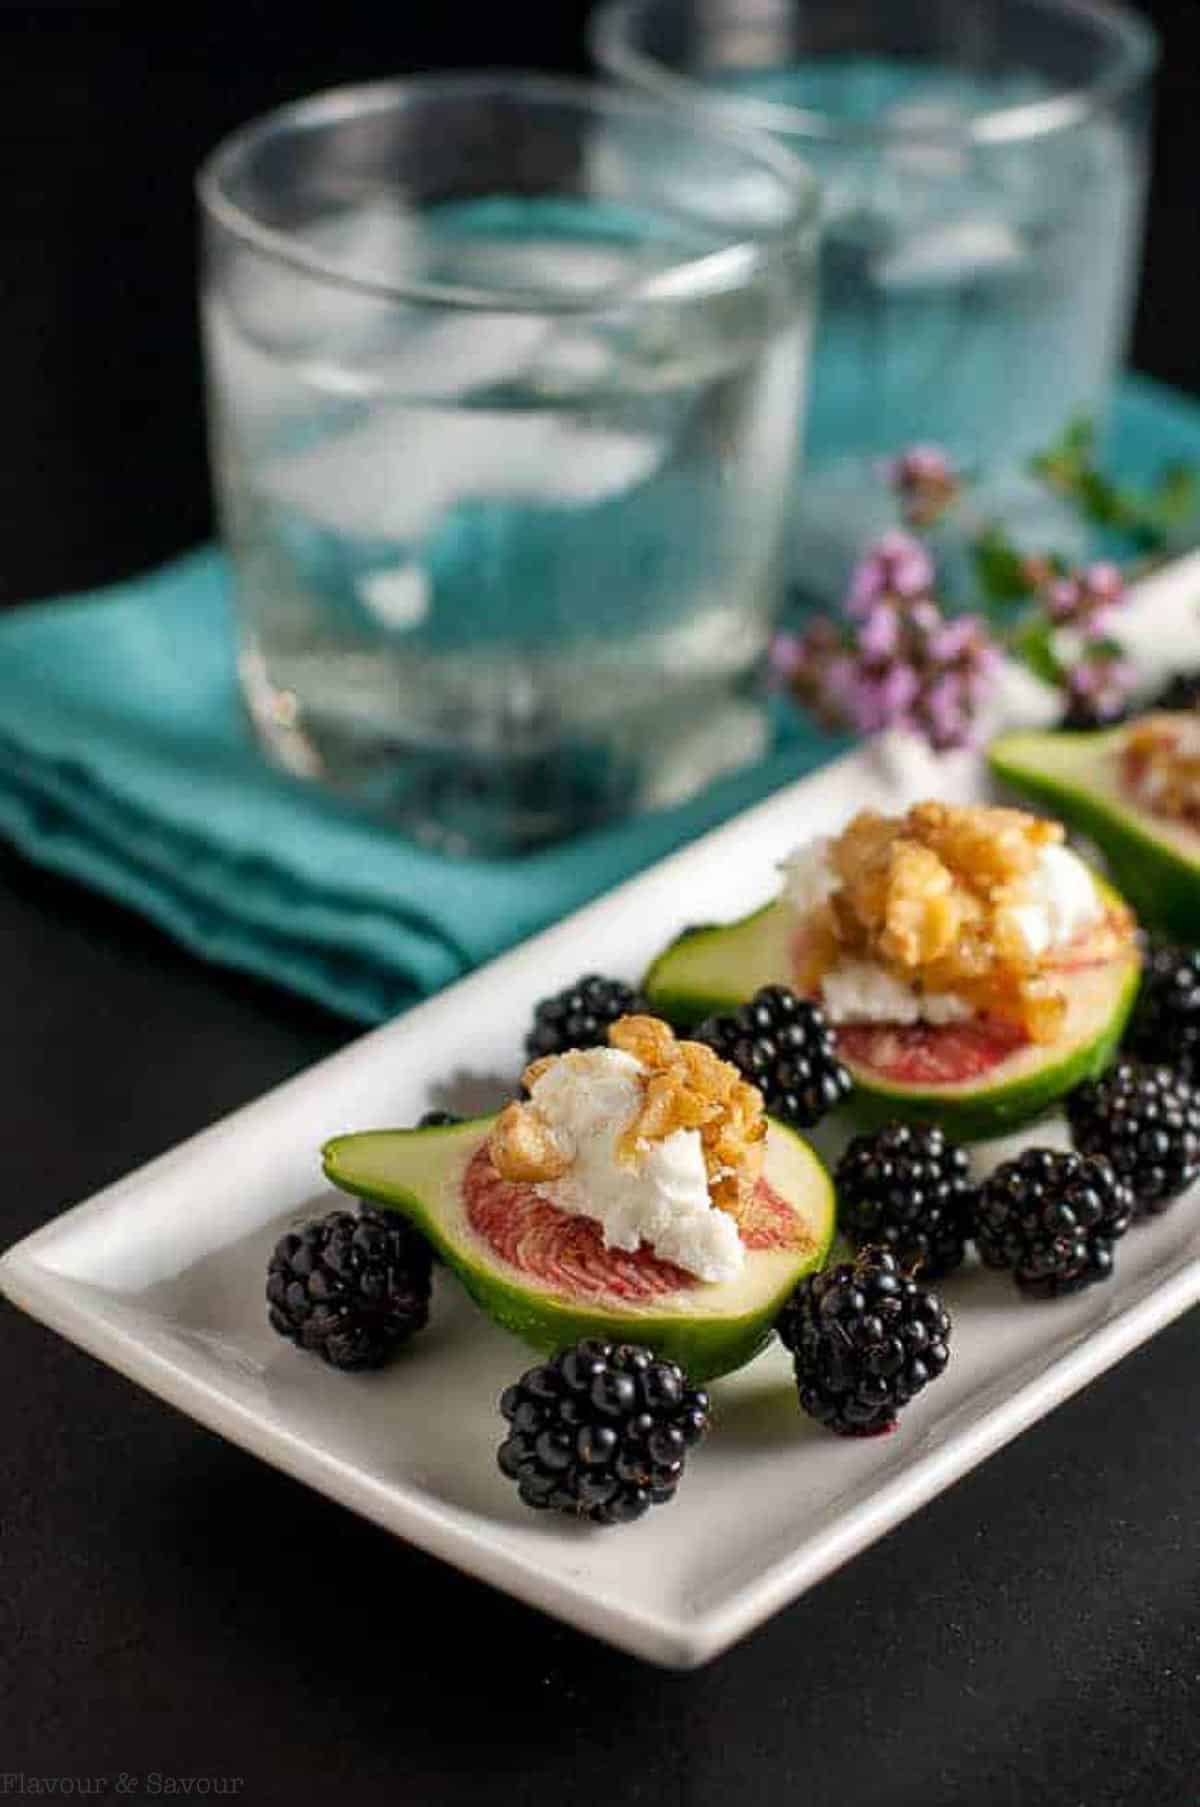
241,658,770,857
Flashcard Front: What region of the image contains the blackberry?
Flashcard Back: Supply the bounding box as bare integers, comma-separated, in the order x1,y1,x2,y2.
266,1206,432,1370
694,985,852,1128
525,974,649,1059
974,1148,1133,1297
1124,942,1200,1086
1150,670,1200,713
497,1339,710,1525
1067,1060,1200,1216
777,1248,951,1437
835,1121,977,1278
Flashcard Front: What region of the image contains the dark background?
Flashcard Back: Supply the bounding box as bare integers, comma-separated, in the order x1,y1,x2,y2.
0,0,1197,607
1,5,1199,1804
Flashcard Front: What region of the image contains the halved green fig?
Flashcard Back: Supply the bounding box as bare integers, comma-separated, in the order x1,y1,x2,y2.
644,884,1140,1141
830,951,1139,1138
322,1115,835,1382
990,724,1200,943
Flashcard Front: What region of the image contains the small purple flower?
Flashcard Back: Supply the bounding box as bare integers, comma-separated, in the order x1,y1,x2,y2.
1083,561,1124,605
768,631,806,686
857,601,901,661
927,613,988,664
1058,642,1136,728
842,662,922,734
1041,561,1128,639
886,444,960,527
846,531,935,616
923,672,973,751
963,644,1004,706
777,533,1002,753
1067,652,1136,703
1045,578,1081,625
1079,563,1126,638
877,661,922,719
824,653,864,718
908,598,943,637
891,444,954,486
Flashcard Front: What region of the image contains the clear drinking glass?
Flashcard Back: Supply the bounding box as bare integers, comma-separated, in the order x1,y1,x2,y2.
198,74,819,854
593,0,1158,595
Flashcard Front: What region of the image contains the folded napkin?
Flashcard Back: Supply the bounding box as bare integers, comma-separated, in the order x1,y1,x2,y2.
0,374,1194,1025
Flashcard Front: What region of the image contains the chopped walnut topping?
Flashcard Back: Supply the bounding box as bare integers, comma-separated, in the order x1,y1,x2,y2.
794,801,1129,1043
610,1015,766,1217
908,799,1056,888
607,1013,679,1070
489,1099,571,1182
488,1016,765,1220
1122,715,1200,828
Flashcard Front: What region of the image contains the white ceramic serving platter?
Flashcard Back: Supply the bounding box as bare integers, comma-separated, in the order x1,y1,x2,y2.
4,736,1200,1669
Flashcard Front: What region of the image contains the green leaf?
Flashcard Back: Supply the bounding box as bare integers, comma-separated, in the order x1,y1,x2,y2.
1029,415,1199,552
1146,463,1198,533
972,527,1034,605
1010,614,1063,687
1029,415,1097,488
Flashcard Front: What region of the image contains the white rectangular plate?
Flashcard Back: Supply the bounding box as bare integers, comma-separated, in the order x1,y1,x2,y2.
4,738,1200,1669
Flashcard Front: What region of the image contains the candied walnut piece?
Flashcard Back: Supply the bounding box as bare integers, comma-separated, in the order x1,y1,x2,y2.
489,1100,571,1182
829,810,899,891
877,841,963,969
1018,976,1069,1043
786,799,1120,1044
792,908,842,994
608,1013,678,1068
678,1038,740,1101
949,971,1067,1043
520,1055,558,1092
908,800,1057,892
609,1015,766,1217
1122,715,1200,827
624,1069,701,1149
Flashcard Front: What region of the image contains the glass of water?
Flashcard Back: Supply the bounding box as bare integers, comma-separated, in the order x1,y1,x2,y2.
198,75,818,854
593,0,1157,595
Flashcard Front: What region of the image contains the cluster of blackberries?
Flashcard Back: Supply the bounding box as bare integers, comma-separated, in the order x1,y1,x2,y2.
262,939,1200,1512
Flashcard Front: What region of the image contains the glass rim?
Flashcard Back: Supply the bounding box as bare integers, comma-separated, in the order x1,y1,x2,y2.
590,0,1158,149
196,69,821,314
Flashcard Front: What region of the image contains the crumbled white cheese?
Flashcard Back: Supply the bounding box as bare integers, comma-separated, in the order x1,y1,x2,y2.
778,837,839,918
819,959,972,1027
1001,843,1103,959
526,1048,744,1283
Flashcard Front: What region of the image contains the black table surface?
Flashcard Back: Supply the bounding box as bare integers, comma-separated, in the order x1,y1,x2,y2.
2,6,1199,1804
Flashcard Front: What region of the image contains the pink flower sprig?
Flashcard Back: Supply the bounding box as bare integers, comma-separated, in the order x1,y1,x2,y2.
1031,562,1134,726
1042,561,1126,640
886,445,961,529
774,533,1003,752
1059,644,1137,730
846,529,935,615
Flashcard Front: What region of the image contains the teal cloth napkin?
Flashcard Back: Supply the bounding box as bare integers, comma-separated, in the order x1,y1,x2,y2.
0,561,836,1024
0,373,1195,1025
